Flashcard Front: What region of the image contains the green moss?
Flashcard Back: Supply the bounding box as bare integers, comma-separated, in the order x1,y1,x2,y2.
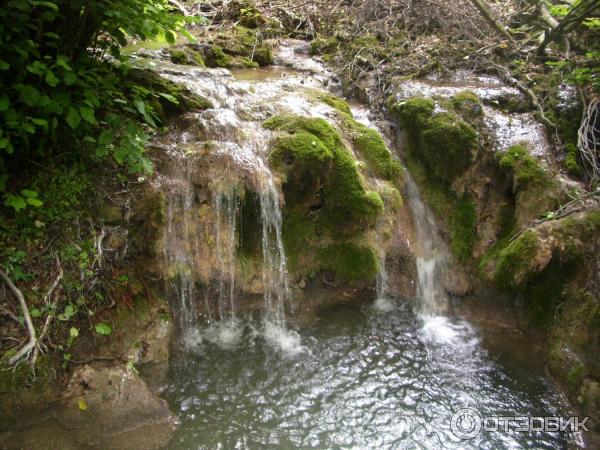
418,112,477,182
266,115,383,230
340,115,403,184
318,242,379,281
451,91,483,119
390,96,435,129
167,47,205,67
378,182,403,212
450,196,477,261
315,92,353,116
266,114,385,280
499,144,547,189
564,143,584,178
394,97,476,184
493,229,540,290
309,35,340,56
208,26,272,67
128,69,212,117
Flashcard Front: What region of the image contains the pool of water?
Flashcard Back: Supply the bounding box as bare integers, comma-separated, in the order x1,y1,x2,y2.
163,299,577,449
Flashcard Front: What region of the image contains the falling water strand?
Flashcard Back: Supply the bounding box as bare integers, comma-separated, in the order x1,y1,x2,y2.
164,157,199,328
403,168,448,316
214,190,240,321
258,173,291,326
376,250,388,301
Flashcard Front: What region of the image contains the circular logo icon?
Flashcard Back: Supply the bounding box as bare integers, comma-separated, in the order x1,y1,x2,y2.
450,407,482,440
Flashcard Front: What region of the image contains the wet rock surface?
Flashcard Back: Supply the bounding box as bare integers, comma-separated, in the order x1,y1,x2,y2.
0,365,177,450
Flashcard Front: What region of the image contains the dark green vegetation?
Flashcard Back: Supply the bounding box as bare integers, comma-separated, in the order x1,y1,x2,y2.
390,95,478,261
198,26,273,68
264,114,382,281
0,0,207,373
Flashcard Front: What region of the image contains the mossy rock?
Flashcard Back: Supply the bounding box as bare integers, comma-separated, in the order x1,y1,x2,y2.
265,114,383,282
310,92,404,185
451,91,483,120
340,115,403,184
393,96,477,184
498,144,563,227
128,69,212,118
493,229,541,290
450,195,477,262
499,144,547,190
265,115,383,227
167,46,205,67
315,91,353,115
318,242,379,281
206,26,273,68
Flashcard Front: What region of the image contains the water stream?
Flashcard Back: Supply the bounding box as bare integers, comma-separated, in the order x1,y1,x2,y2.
155,43,580,449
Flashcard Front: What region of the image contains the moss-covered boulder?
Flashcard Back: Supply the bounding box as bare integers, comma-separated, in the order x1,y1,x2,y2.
203,26,272,68
167,46,205,66
392,96,477,184
264,114,383,282
128,69,212,118
498,144,563,228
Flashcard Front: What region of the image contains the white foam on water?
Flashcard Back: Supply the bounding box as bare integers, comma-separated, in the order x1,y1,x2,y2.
182,327,203,352
419,314,479,348
373,297,396,313
262,321,307,357
204,319,244,350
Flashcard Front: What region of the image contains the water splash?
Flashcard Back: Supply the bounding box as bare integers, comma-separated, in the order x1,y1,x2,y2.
373,250,396,313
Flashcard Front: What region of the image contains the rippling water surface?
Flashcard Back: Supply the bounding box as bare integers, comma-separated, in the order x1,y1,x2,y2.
164,300,575,449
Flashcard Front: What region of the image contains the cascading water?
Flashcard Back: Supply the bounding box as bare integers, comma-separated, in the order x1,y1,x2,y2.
213,189,240,321
163,155,200,329
154,42,578,450
257,174,292,325
403,169,449,317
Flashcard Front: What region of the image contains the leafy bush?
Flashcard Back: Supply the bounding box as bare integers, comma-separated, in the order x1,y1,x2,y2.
0,0,194,210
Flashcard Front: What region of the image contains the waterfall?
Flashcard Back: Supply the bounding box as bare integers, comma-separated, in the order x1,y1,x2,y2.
403,169,449,316
213,189,240,321
163,156,200,329
257,172,291,326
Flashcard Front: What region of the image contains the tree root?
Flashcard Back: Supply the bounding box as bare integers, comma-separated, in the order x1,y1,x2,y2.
0,269,38,366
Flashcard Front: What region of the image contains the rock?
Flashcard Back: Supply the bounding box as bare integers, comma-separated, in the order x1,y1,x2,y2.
0,365,177,450
56,365,177,449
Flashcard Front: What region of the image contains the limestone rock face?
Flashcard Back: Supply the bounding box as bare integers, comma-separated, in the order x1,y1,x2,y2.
0,365,177,450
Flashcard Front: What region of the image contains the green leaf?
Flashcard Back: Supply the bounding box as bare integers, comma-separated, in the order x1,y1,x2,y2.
30,308,42,318
31,118,49,131
158,93,179,104
45,70,60,87
0,60,9,71
55,56,72,71
165,30,176,44
79,106,96,124
5,194,27,212
98,131,113,146
69,327,79,338
58,304,75,321
66,107,81,129
29,1,59,11
64,72,77,85
26,197,43,207
0,96,9,112
94,322,112,336
21,189,38,198
179,29,197,43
